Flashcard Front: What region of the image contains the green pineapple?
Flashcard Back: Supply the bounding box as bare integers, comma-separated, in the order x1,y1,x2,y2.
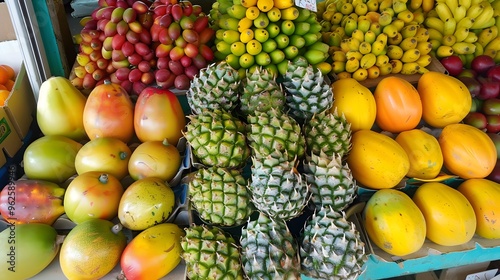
240,212,301,280
282,57,333,121
183,109,251,168
303,152,357,211
186,61,241,114
248,155,309,221
189,167,254,227
300,207,367,280
246,109,306,163
303,109,352,159
181,225,244,280
239,67,286,117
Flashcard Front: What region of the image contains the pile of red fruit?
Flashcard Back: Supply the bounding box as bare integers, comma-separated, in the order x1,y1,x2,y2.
72,0,215,94
440,55,500,133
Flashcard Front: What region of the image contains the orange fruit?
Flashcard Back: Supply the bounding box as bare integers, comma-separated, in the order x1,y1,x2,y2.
0,89,10,106
4,79,14,91
0,65,15,80
0,65,14,84
0,84,7,90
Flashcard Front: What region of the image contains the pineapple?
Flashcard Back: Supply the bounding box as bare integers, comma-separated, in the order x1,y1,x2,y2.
303,109,352,159
186,61,241,114
303,152,357,211
181,225,244,280
188,167,254,227
246,109,306,163
282,57,334,121
248,155,309,221
239,67,286,117
240,212,301,280
300,207,367,280
183,109,251,168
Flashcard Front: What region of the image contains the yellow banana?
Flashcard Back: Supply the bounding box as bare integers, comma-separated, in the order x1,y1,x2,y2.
415,27,430,42
471,5,495,29
348,37,362,51
453,5,467,21
370,22,383,35
422,0,435,12
346,50,364,61
401,62,421,74
357,17,372,33
428,28,444,41
436,45,454,57
413,10,426,24
376,54,390,67
388,32,404,45
483,48,497,59
458,0,472,9
364,30,377,44
427,9,439,18
332,61,346,73
445,0,459,13
378,11,393,27
401,37,419,51
474,42,485,56
478,26,499,47
332,50,347,62
463,31,478,43
343,17,358,36
401,48,421,62
390,59,403,74
424,17,445,34
442,34,458,46
417,41,433,55
379,63,394,75
387,45,404,59
379,0,393,11
485,37,500,53
281,7,299,20
331,12,344,25
493,0,500,17
367,65,380,79
383,24,399,38
429,39,442,51
392,19,406,32
352,68,369,82
354,3,369,16
351,0,364,8
360,53,377,69
443,18,457,36
452,42,476,54
436,3,454,22
454,27,470,42
456,17,474,30
418,67,430,74
466,2,485,19
351,29,365,43
397,10,415,24
366,0,380,12
392,0,408,13
345,57,361,73
410,0,424,10
416,54,433,68
401,24,419,38
359,41,373,54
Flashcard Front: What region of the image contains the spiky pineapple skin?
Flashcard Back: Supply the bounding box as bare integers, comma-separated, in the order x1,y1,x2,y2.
240,213,301,280
181,225,244,280
189,167,254,227
239,67,285,117
300,207,367,280
184,109,251,168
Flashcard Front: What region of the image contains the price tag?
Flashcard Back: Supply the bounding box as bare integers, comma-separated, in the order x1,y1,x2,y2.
295,0,317,12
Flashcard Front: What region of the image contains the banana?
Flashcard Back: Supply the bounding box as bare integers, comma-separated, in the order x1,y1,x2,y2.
424,17,445,34
453,5,467,21
348,38,362,51
351,29,365,43
474,42,485,56
364,30,377,44
472,5,496,29
383,24,399,38
392,0,408,13
331,12,344,25
379,0,393,12
371,33,388,56
429,39,442,51
483,48,497,59
442,34,458,46
351,0,364,8
332,61,346,73
387,45,404,59
478,26,499,47
357,17,372,33
388,33,403,45
436,3,454,22
493,0,500,17
366,0,380,12
370,22,383,35
390,59,403,74
454,27,470,42
359,41,373,54
379,12,393,27
413,10,426,25
452,42,476,54
360,53,377,69
417,41,434,55
436,45,454,57
456,17,474,30
428,28,444,41
458,0,472,9
466,2,485,19
379,63,394,75
376,54,390,67
443,18,457,36
400,37,419,51
422,0,435,12
401,49,421,63
416,54,433,67
332,50,347,62
327,32,343,46
344,17,358,36
345,57,361,73
340,39,351,53
367,65,381,79
355,3,369,16
410,0,424,11
346,50,363,61
401,24,419,38
392,19,406,32
463,31,478,43
485,37,500,53
352,68,369,82
445,0,459,13
401,62,421,74
397,10,415,24
415,27,430,42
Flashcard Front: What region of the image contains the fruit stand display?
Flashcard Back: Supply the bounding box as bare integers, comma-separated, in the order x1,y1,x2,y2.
1,0,500,279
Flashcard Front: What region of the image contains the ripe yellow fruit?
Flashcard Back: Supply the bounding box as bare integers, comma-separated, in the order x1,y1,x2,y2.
257,0,274,12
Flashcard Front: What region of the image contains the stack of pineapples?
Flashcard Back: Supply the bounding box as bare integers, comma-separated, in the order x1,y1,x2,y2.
181,60,368,279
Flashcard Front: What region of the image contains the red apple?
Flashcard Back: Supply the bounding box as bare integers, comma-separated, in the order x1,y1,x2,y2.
440,55,463,77
487,65,500,82
471,55,496,77
463,112,487,130
486,114,500,133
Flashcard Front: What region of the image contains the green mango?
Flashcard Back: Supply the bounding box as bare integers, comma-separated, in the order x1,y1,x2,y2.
0,223,62,280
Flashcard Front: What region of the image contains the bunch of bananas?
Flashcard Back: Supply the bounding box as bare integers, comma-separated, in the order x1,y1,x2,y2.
210,0,331,77
423,0,500,64
317,0,435,81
